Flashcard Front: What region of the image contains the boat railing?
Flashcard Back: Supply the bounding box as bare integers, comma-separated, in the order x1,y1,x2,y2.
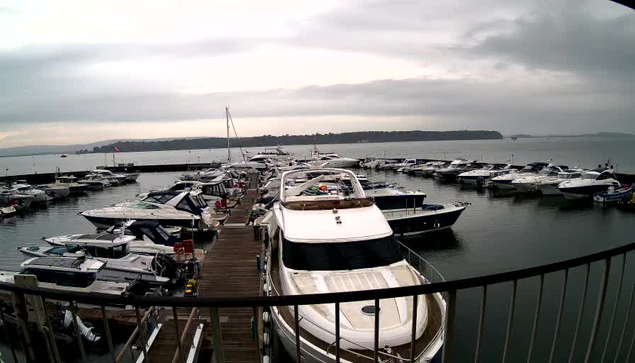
2,241,635,362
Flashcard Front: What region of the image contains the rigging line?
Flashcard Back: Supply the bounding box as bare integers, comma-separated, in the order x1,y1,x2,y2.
226,108,247,163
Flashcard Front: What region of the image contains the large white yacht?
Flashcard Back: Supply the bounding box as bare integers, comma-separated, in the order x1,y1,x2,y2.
434,158,477,180
91,169,128,186
490,162,549,190
409,161,447,177
42,220,180,255
558,169,621,200
536,170,584,196
457,164,514,186
264,168,445,362
80,190,213,229
511,164,569,192
309,151,360,169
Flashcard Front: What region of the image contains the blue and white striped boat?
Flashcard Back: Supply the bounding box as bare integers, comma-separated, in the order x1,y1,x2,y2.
593,185,633,204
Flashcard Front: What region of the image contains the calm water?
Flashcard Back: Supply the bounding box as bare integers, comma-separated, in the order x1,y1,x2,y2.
1,138,635,361
2,136,635,176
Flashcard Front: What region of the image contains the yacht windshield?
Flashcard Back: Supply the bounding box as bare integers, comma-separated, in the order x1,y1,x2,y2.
283,235,403,271
581,173,598,180
133,202,160,209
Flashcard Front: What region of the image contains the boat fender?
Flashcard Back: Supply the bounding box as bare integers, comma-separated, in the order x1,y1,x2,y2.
262,356,271,363
263,282,268,293
263,330,271,346
263,312,270,323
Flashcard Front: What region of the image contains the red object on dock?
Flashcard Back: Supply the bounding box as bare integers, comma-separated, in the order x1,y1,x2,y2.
183,239,194,253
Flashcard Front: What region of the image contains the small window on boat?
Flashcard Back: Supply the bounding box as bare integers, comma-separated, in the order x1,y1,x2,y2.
176,199,194,213
134,202,160,210
597,172,613,181
22,269,96,288
112,244,129,258
282,235,403,271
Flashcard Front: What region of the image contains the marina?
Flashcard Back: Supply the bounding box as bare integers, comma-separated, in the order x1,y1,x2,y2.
1,140,635,363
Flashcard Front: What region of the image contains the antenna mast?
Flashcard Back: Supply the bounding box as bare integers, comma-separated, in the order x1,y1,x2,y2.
226,106,231,164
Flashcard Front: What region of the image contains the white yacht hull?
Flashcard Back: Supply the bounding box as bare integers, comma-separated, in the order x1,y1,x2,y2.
271,294,444,363
511,182,538,193
538,184,562,196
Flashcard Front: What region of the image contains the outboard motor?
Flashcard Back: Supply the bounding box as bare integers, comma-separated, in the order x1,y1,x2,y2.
63,310,100,343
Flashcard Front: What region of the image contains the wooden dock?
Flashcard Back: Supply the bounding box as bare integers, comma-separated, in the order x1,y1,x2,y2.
147,176,262,363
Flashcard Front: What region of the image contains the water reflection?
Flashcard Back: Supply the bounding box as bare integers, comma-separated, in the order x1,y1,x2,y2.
400,229,465,253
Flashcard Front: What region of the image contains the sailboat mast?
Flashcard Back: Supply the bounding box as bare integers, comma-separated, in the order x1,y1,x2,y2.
226,106,231,163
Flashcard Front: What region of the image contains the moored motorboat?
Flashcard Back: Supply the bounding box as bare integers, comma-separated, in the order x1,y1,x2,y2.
458,164,514,187
43,220,180,255
511,164,569,193
0,203,18,218
593,185,633,204
490,162,549,190
558,168,620,200
384,202,468,236
0,256,131,296
434,158,478,180
80,190,213,229
18,239,183,289
409,161,447,177
36,183,71,199
91,169,128,186
55,175,89,195
264,168,446,363
536,170,583,196
10,182,48,205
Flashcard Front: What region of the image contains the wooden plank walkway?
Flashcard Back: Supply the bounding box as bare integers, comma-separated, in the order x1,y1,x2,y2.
145,175,262,363
198,180,262,363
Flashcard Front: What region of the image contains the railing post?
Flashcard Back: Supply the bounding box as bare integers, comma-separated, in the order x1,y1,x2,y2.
70,301,87,363
601,253,627,362
101,305,116,363
548,269,569,363
615,285,635,363
294,305,301,363
568,263,591,363
584,258,611,362
0,306,19,363
374,298,380,363
474,285,488,363
135,306,149,362
172,307,186,363
253,306,261,363
40,297,61,363
501,280,518,363
527,274,545,363
410,294,419,362
335,302,340,363
210,307,225,363
442,290,457,363
13,291,36,362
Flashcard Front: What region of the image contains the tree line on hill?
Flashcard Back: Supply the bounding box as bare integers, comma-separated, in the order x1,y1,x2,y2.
91,130,503,153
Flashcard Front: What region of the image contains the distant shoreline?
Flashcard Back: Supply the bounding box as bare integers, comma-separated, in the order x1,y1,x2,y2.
85,130,504,155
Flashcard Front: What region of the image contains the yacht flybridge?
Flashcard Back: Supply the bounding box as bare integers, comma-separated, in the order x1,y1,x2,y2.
264,168,445,362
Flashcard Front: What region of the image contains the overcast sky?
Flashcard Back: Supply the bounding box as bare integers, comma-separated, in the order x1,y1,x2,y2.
0,0,633,147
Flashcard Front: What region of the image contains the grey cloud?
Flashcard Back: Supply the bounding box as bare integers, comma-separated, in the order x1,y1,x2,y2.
466,5,635,80
1,0,634,137
1,75,632,134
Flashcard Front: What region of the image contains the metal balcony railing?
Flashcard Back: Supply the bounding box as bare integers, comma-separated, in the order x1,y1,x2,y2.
1,241,635,363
